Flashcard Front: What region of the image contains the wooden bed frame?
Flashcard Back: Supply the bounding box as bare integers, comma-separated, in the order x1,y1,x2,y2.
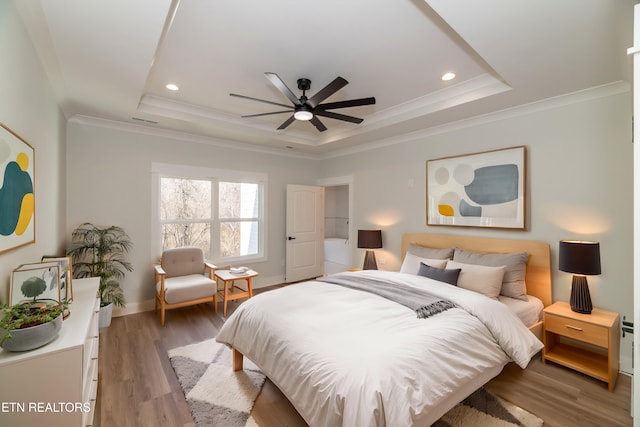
401,233,552,339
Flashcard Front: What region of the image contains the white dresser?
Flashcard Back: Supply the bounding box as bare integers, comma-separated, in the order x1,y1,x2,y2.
0,277,100,427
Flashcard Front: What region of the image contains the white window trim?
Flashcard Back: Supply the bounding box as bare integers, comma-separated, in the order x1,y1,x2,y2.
151,162,268,264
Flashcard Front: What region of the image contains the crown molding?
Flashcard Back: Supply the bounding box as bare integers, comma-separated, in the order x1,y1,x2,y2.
69,81,629,162
320,81,630,159
68,115,320,160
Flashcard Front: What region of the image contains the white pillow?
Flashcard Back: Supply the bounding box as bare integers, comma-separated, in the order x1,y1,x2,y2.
400,252,448,274
445,260,506,299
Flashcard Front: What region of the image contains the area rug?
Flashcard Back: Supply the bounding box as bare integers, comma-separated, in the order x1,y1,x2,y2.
168,338,264,427
169,338,543,427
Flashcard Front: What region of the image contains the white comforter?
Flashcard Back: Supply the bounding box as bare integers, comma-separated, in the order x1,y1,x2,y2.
216,270,543,427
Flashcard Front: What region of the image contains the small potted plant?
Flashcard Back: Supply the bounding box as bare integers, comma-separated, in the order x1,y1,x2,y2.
67,223,133,328
0,301,66,351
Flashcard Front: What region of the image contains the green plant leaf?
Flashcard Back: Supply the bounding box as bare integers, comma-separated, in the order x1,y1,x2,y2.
67,223,133,308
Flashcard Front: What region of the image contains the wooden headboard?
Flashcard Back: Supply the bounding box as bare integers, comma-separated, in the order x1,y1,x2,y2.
401,233,552,307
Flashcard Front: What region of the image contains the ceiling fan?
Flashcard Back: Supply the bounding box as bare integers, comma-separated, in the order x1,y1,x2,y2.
230,72,376,132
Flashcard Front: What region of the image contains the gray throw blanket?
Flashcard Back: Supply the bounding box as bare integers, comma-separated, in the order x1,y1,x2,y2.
317,272,456,319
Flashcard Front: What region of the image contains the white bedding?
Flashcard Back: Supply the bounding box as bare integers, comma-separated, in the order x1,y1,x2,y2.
499,294,544,327
217,270,543,427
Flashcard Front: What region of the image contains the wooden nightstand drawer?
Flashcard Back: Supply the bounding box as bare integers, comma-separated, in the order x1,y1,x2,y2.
544,314,608,347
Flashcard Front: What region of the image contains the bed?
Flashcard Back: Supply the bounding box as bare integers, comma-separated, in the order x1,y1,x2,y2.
217,233,552,426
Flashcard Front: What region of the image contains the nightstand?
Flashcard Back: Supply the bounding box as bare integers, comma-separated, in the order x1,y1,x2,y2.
542,301,619,391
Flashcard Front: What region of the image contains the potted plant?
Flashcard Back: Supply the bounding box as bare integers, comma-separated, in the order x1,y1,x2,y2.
0,302,66,351
67,223,133,328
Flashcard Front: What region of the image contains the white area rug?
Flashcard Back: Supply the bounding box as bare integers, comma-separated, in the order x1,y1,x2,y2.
169,338,265,427
169,338,543,427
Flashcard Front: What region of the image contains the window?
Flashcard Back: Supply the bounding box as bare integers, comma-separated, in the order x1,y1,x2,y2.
152,164,266,263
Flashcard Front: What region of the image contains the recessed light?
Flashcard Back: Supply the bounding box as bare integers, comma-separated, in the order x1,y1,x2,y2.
441,72,456,81
165,83,179,91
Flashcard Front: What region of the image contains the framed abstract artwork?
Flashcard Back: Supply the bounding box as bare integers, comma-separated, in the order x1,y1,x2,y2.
0,122,35,254
426,146,526,229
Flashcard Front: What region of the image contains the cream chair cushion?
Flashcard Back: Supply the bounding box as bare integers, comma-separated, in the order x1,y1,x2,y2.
157,274,216,304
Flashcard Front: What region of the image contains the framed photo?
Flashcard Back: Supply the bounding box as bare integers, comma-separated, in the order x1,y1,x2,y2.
10,262,61,306
42,256,74,302
0,122,35,255
426,146,526,229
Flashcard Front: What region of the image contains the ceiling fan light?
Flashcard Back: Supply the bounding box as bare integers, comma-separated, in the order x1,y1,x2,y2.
294,110,313,121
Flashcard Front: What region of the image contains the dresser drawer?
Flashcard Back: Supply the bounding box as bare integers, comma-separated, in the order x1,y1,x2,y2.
544,313,608,347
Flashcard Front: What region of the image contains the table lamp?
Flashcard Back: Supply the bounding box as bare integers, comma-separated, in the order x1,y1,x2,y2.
358,230,382,270
559,240,601,314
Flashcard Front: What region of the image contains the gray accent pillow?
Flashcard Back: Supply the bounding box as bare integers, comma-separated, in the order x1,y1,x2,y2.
452,248,529,301
418,262,460,286
407,243,454,260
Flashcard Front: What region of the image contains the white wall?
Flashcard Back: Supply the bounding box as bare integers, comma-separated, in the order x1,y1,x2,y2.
0,2,66,303
321,89,634,372
66,119,321,313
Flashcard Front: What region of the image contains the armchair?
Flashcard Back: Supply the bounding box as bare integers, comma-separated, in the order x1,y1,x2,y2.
154,247,217,325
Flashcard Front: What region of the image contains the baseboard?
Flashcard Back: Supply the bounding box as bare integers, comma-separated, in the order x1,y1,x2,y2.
251,274,286,289
113,300,155,317
112,273,287,317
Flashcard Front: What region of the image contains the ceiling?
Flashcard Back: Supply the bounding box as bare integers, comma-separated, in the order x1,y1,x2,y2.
14,0,635,156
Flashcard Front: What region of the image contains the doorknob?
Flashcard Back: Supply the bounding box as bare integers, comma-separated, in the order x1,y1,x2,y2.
288,236,296,240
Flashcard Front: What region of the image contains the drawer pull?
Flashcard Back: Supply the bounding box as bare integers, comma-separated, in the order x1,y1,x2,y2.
565,325,583,331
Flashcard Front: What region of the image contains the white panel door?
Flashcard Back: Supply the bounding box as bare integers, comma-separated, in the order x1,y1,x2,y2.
286,184,324,283
629,3,640,419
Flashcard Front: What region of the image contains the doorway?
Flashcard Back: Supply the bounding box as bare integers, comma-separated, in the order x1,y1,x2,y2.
320,178,353,275
324,185,349,274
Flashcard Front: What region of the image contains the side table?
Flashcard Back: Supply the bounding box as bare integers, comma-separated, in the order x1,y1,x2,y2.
215,269,258,316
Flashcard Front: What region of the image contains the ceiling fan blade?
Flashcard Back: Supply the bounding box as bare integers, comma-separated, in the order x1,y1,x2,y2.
314,110,363,124
309,116,328,132
230,93,292,109
265,73,301,106
306,77,348,109
277,115,296,130
242,110,292,118
318,97,376,110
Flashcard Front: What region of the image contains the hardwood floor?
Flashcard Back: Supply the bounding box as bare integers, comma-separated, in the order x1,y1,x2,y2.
94,292,633,427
